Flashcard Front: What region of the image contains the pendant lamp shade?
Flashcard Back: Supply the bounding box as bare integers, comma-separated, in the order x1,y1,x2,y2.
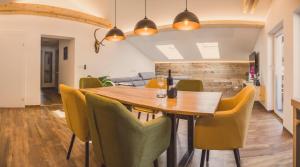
173,0,200,30
134,0,158,36
134,18,158,35
105,26,126,41
105,0,125,41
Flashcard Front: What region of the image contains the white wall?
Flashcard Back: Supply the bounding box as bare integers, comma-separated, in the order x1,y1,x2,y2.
0,31,26,107
253,0,300,133
58,39,75,87
0,15,154,107
293,12,300,99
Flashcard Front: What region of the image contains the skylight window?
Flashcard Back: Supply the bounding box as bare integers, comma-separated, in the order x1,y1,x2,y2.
156,44,184,60
196,42,220,59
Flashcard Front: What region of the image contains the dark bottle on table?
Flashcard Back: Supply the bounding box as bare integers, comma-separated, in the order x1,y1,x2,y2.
167,69,177,98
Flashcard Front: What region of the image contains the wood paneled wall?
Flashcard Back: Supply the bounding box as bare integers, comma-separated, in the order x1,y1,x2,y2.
155,62,249,93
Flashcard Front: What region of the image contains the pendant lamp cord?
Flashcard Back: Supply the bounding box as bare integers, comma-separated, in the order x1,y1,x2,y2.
185,0,188,11
114,0,117,27
145,0,147,18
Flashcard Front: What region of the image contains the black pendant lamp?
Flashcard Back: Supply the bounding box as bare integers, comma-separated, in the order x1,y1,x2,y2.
105,0,125,41
173,0,200,30
134,0,158,36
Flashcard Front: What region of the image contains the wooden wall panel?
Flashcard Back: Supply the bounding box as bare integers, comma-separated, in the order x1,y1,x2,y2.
156,62,249,93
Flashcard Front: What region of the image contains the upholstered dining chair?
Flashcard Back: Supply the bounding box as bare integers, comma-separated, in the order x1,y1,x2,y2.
194,86,255,167
79,77,103,89
59,84,91,167
86,93,171,167
136,78,167,121
175,79,204,131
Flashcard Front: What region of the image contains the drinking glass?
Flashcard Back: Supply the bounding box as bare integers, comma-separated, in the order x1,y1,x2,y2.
156,75,166,98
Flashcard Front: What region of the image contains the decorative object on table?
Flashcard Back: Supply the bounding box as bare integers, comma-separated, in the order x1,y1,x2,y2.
173,0,200,30
98,76,114,87
93,28,105,54
63,47,68,60
134,0,158,36
167,69,177,98
105,0,125,41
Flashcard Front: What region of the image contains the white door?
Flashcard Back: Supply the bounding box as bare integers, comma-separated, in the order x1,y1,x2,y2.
274,31,284,117
41,48,56,87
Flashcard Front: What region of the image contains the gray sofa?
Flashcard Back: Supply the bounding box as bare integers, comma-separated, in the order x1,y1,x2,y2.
110,72,155,87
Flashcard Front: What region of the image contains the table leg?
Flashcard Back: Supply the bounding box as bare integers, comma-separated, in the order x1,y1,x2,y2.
167,114,177,167
178,116,195,167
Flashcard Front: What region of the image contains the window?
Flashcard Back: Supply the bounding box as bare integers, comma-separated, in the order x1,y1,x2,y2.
156,44,184,60
196,42,220,59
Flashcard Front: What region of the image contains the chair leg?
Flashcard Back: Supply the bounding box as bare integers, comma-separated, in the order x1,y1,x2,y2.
85,142,89,167
153,159,158,167
206,150,210,162
176,118,179,132
138,112,141,119
233,149,241,167
146,113,149,121
200,150,206,167
152,113,156,119
66,134,75,160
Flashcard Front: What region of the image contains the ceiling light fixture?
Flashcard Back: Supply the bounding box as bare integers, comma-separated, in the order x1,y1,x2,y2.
134,0,158,36
173,0,200,30
105,0,125,41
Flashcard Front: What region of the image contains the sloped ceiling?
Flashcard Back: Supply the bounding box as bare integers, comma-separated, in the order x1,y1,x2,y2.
127,28,261,61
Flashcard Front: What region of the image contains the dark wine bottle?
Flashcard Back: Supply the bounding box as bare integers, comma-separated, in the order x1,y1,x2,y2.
167,69,177,98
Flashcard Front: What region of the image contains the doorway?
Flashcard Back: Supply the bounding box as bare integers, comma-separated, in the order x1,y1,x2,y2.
273,30,284,117
41,38,60,105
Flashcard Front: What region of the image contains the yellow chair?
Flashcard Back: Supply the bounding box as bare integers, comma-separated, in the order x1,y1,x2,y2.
136,79,167,121
79,77,103,89
60,84,93,167
194,86,255,167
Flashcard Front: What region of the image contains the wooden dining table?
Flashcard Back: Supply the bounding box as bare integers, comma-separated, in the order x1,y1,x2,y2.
82,86,222,167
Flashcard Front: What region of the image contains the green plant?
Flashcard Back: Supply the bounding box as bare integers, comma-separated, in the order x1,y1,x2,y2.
98,76,114,87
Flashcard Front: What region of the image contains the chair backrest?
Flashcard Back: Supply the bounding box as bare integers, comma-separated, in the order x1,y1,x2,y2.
232,86,255,145
145,78,167,89
59,84,89,142
79,77,102,89
86,93,149,167
176,79,204,92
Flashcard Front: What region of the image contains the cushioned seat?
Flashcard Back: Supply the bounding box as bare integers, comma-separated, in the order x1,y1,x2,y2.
60,84,93,167
194,86,255,167
79,77,103,88
86,93,171,167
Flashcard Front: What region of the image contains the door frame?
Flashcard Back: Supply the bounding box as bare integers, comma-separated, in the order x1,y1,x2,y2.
273,29,284,118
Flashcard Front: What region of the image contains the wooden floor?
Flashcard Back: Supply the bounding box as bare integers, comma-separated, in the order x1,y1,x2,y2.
0,103,292,167
41,88,62,106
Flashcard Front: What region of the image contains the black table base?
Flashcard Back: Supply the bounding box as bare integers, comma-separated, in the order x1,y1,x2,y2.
167,115,195,167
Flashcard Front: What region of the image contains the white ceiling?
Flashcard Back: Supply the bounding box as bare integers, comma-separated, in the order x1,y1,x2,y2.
127,28,261,61
8,0,269,62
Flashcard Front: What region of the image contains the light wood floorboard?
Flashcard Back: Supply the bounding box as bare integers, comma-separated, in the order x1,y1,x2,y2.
0,103,292,167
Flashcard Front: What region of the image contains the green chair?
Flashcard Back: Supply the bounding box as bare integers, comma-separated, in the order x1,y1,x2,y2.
79,77,103,89
86,93,171,167
175,79,204,131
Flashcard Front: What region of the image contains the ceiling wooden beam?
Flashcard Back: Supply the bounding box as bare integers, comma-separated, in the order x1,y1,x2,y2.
126,20,265,36
0,3,112,28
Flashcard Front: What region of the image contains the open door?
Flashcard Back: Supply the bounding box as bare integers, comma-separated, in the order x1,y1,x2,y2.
41,47,56,88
